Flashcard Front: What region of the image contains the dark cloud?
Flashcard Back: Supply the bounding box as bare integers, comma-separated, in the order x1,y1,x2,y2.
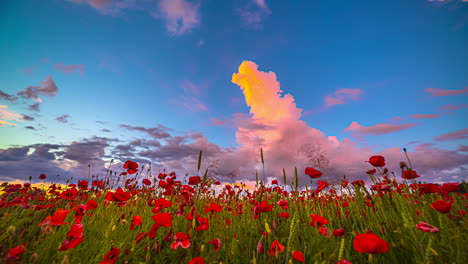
0,146,30,161
0,90,18,102
17,76,58,101
102,128,111,133
63,136,112,164
25,126,36,130
56,114,71,123
54,63,85,74
29,103,40,112
22,114,35,121
120,124,173,139
30,144,63,160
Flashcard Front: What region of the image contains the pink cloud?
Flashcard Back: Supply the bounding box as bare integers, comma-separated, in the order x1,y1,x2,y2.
236,0,271,29
66,0,134,16
23,66,37,76
434,128,468,141
388,116,403,122
181,80,201,96
210,117,229,126
344,121,419,136
324,88,363,107
439,103,468,111
154,0,201,35
425,87,468,97
170,95,208,112
55,63,85,74
409,114,440,119
458,145,468,152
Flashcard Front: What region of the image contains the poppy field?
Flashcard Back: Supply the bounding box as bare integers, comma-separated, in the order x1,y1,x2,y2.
1,152,467,264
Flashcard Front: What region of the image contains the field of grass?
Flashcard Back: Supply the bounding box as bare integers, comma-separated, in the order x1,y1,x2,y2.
0,154,467,264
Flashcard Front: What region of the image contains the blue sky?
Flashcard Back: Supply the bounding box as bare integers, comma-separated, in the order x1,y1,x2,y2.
0,0,467,184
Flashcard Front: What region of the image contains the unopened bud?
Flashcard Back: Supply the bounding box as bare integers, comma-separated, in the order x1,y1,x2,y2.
7,225,16,235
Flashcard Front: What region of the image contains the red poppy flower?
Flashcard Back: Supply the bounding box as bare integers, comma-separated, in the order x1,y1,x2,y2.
267,240,285,256
86,199,99,210
39,173,47,180
351,180,365,187
342,180,349,188
254,201,274,219
257,241,264,254
208,238,221,252
123,160,138,174
416,184,441,194
188,257,205,264
205,203,223,213
39,208,70,226
402,170,420,180
152,213,172,228
366,169,377,175
292,250,305,262
367,155,385,167
99,247,120,264
92,180,105,189
59,235,84,251
279,212,290,218
8,245,26,259
335,258,353,264
316,180,329,192
441,182,460,193
305,167,323,178
152,197,173,213
142,179,152,186
195,215,209,231
130,215,143,230
271,179,278,185
333,228,345,237
105,188,131,202
189,176,202,185
353,233,389,254
66,224,83,237
171,232,191,250
78,180,89,190
276,200,289,209
415,222,439,233
309,214,329,227
431,200,452,213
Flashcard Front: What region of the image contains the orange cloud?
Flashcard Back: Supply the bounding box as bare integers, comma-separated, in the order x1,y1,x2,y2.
0,105,23,126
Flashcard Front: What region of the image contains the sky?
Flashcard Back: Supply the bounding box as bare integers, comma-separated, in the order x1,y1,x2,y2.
0,0,467,185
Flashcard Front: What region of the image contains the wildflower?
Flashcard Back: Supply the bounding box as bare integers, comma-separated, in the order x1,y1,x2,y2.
305,167,323,178
123,160,138,174
309,214,329,227
130,215,143,230
341,180,349,188
257,241,264,254
39,173,47,180
351,180,365,187
8,245,26,259
367,156,385,167
333,228,345,237
39,208,70,226
279,212,290,218
208,238,221,252
353,233,389,254
188,257,205,264
276,200,288,209
415,222,439,233
267,240,285,256
171,232,191,250
58,236,84,251
142,179,152,186
402,170,420,180
292,250,305,262
441,182,460,193
99,247,120,264
272,179,278,185
431,200,452,213
105,188,131,203
152,213,172,228
66,224,83,237
189,176,202,185
86,199,99,210
205,203,223,213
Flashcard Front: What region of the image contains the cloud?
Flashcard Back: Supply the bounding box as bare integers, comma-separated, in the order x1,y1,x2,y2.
344,121,419,137
55,63,85,74
56,114,71,123
324,88,363,107
458,145,468,152
24,66,37,76
0,91,18,102
0,105,22,126
434,128,468,141
21,114,35,121
439,103,468,111
29,103,40,112
66,0,135,16
17,76,58,101
25,126,36,130
409,114,440,119
102,128,111,133
210,117,229,126
170,80,209,111
153,0,201,35
388,116,403,122
120,124,173,139
236,0,271,29
425,87,468,97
